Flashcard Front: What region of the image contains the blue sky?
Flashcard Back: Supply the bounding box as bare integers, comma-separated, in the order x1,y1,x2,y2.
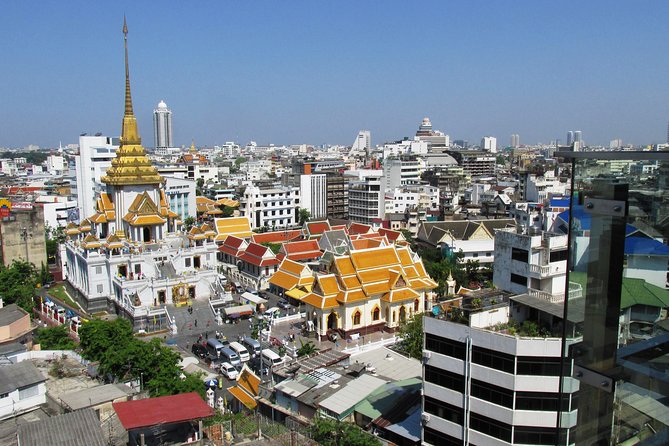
2,1,669,148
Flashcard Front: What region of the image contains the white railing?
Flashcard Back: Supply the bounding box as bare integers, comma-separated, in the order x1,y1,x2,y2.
342,336,398,354
13,350,89,365
527,288,564,303
529,263,566,277
271,312,306,326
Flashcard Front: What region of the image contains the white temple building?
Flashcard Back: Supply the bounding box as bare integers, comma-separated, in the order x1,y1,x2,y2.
64,19,219,331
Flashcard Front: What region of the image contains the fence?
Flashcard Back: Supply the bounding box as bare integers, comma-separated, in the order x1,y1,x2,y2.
271,312,306,326
13,350,89,365
341,336,398,354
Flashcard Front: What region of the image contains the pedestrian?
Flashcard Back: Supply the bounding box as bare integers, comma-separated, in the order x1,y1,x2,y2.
194,319,198,327
198,334,203,343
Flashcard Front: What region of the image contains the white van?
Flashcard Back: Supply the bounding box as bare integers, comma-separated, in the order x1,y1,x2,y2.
261,349,284,368
220,362,238,380
229,341,250,362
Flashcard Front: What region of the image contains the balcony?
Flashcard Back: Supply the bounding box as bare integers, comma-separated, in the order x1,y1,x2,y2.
529,262,567,278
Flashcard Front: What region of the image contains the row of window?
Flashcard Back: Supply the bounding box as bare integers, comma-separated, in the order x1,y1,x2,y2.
423,423,562,445
425,334,563,376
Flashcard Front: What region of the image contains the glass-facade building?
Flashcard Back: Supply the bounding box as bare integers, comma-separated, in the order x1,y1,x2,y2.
559,151,669,445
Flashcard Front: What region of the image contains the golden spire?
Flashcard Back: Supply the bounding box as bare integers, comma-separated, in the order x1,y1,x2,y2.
102,17,164,186
190,140,197,153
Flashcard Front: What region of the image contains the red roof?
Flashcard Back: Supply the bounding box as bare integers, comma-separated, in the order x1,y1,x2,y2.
113,392,213,430
281,240,322,261
238,242,280,267
219,235,245,256
348,223,372,235
252,230,303,244
305,221,331,236
378,228,401,242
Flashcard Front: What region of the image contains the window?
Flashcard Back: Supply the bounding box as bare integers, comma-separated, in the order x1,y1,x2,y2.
512,247,529,262
423,428,463,446
97,284,103,293
517,356,562,376
471,379,513,408
95,266,102,274
470,412,512,442
516,391,568,411
18,385,39,400
510,273,527,286
473,253,478,257
353,310,361,325
414,298,419,312
0,393,9,399
425,333,466,360
424,365,464,392
424,396,463,424
550,249,568,262
185,258,191,267
472,346,515,373
372,307,380,321
514,426,561,445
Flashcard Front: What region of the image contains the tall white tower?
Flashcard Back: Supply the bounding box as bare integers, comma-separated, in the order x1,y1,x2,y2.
153,100,173,149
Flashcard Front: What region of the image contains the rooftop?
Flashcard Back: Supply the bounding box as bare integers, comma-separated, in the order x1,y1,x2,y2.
17,408,106,446
0,361,46,395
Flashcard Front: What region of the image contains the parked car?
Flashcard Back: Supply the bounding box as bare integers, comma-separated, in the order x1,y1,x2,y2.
277,300,291,310
220,362,239,380
191,343,208,359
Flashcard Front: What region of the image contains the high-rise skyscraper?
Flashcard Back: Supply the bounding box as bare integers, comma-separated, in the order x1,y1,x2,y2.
481,136,497,153
567,131,574,146
153,100,173,149
510,134,520,148
666,120,669,143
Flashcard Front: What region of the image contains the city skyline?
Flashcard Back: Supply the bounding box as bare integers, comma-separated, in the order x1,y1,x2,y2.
2,1,669,148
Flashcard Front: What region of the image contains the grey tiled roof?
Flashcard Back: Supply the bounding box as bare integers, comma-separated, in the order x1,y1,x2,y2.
0,361,46,395
17,408,106,446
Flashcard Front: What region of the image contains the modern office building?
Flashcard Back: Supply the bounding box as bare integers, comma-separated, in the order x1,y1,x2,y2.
349,130,371,157
153,100,173,149
383,158,421,190
74,135,119,220
239,184,300,230
481,136,497,153
511,134,520,148
555,150,669,445
567,131,574,146
345,169,384,224
446,150,496,178
299,173,327,220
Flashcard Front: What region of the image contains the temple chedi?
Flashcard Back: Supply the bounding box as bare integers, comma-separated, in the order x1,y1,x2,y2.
64,19,222,331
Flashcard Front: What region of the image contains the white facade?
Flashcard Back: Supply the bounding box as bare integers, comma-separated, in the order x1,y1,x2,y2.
345,169,384,224
349,130,371,157
383,158,420,190
524,171,568,203
481,136,497,153
240,160,272,181
35,195,79,229
493,230,569,301
299,174,327,220
163,175,196,222
46,155,66,176
0,376,46,421
153,100,173,149
75,135,119,220
381,139,428,159
240,184,300,230
422,315,578,446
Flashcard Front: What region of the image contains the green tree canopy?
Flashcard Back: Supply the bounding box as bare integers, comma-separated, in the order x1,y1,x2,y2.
298,208,311,226
79,319,204,398
0,260,38,313
308,417,380,446
34,325,75,350
398,314,423,360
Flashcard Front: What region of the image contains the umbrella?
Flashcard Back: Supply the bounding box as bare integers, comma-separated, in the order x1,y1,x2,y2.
205,378,219,388
165,338,178,345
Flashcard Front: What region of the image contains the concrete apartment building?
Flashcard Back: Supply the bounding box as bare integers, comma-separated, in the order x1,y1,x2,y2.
345,169,384,225
0,204,47,268
239,184,300,230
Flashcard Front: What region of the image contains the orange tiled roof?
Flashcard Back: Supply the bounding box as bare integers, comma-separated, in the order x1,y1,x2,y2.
269,270,300,290
340,275,362,290
382,288,420,303
227,386,257,410
301,293,339,309
334,257,356,276
357,268,391,285
126,214,166,226
214,217,253,241
315,274,340,296
350,246,400,270
336,289,367,304
252,230,302,245
237,367,260,396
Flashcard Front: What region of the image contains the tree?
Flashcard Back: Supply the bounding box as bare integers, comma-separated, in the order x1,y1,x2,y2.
308,416,380,446
297,340,319,357
0,260,38,313
298,208,311,226
261,242,281,255
398,314,423,360
79,318,134,363
45,224,65,265
183,216,196,231
464,259,482,287
196,178,205,196
34,325,75,350
221,205,235,217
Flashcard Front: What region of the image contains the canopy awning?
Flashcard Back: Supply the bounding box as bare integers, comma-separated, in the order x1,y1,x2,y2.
240,292,267,305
